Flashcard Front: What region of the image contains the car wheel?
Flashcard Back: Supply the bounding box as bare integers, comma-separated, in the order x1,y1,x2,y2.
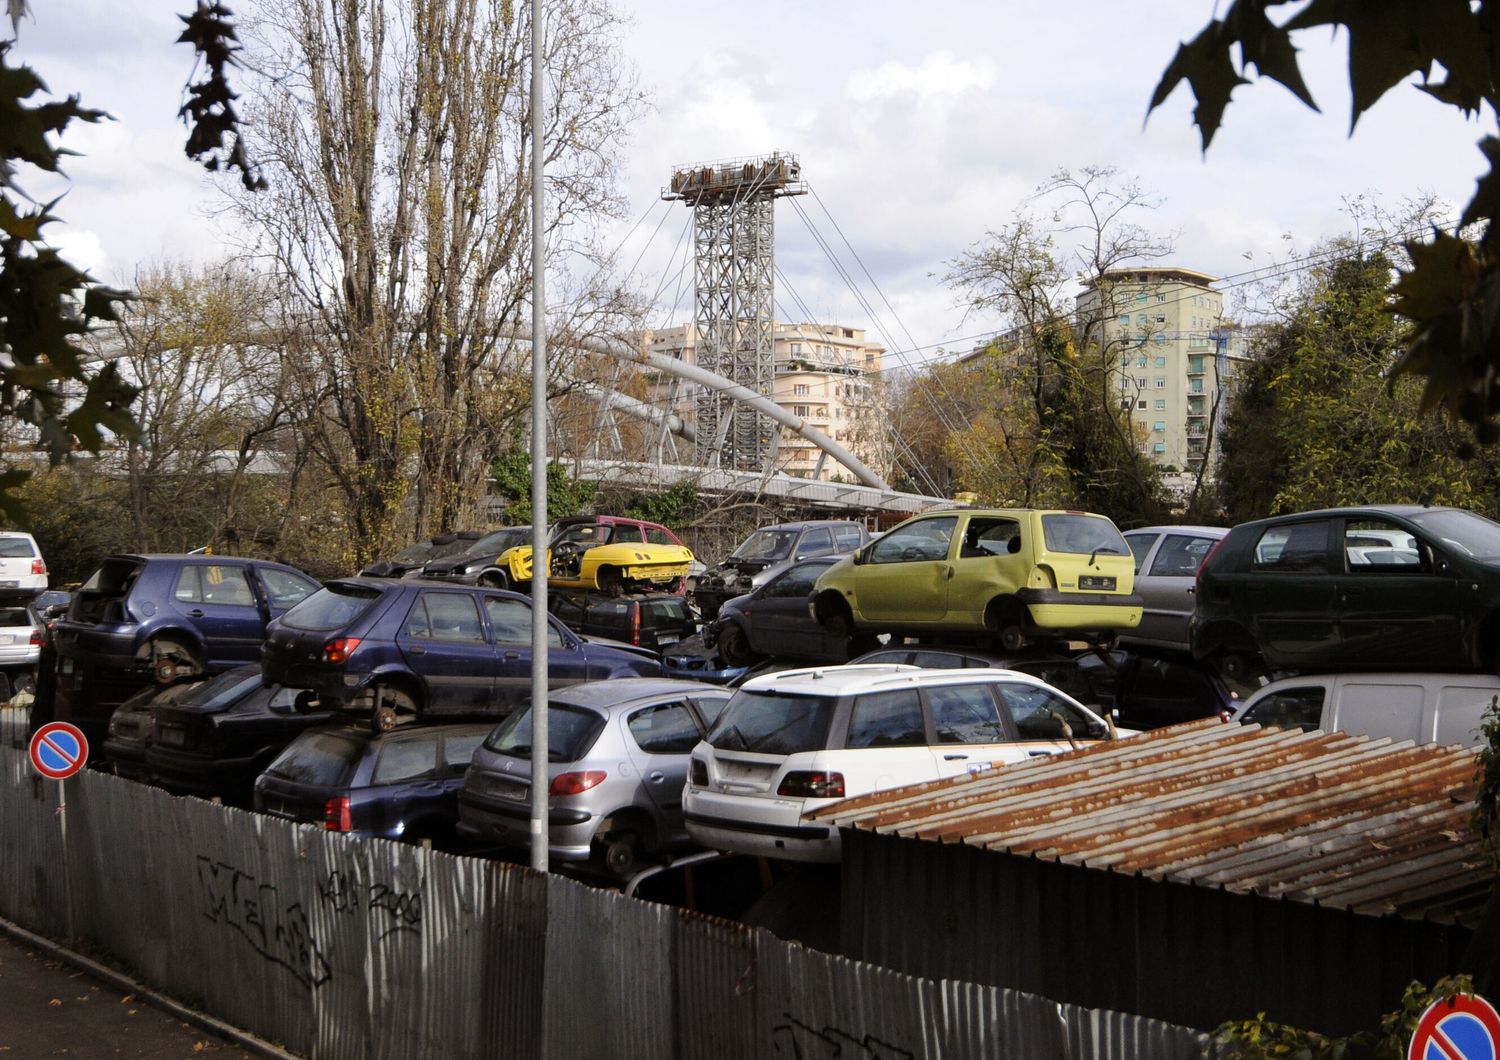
997,624,1027,652
478,571,509,591
1218,652,1254,683
600,828,642,879
149,638,202,684
597,567,625,597
824,611,851,640
368,684,417,733
718,623,755,667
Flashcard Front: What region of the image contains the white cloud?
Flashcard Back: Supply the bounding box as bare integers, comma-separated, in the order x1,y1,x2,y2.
846,53,995,103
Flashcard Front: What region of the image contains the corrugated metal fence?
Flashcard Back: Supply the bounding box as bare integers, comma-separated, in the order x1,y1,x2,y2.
0,742,1215,1059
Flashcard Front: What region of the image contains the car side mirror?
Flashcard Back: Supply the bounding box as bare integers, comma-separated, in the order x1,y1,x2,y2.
853,546,868,566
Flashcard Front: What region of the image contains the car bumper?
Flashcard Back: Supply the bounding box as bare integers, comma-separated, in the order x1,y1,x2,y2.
682,789,839,863
146,748,260,793
102,739,150,780
457,791,596,860
1015,590,1144,630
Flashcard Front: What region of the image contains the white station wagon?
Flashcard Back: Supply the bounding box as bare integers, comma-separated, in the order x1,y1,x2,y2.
683,664,1124,862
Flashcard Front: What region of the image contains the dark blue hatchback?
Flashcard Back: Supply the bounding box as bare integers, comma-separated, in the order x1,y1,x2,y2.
260,579,663,728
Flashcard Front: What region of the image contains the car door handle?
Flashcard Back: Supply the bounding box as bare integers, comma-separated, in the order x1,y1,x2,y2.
408,645,426,655
943,753,968,761
648,770,666,783
1027,751,1051,757
504,651,521,660
186,609,204,618
944,565,954,579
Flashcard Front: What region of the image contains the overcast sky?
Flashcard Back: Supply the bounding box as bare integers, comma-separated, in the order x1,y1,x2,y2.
13,0,1493,370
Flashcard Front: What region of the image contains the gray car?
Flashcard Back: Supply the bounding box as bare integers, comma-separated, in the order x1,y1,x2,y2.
1121,526,1228,650
687,520,869,620
457,678,732,877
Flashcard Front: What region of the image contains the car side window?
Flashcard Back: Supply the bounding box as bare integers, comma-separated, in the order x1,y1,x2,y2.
765,564,821,598
846,690,926,748
1241,688,1324,731
627,702,702,754
484,596,563,648
798,528,834,556
411,592,485,643
1148,535,1217,577
645,528,675,546
1252,521,1332,572
441,730,486,772
372,737,439,783
928,684,1007,743
960,517,1022,558
999,683,1097,740
693,694,731,726
834,525,863,551
867,517,957,564
1343,519,1426,573
176,565,256,607
261,568,319,608
1126,533,1157,574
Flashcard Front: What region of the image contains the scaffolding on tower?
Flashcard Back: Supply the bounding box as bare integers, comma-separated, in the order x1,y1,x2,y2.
663,152,806,472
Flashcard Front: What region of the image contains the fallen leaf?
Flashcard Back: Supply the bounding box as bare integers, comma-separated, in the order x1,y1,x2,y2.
48,998,61,1007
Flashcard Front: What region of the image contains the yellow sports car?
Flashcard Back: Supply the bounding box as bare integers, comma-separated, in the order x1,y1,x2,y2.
494,516,694,595
811,508,1142,649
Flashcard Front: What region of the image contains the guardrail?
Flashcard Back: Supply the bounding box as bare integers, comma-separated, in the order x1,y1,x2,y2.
0,739,1215,1059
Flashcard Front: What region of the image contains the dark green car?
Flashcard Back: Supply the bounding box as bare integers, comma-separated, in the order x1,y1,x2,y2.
1190,505,1500,680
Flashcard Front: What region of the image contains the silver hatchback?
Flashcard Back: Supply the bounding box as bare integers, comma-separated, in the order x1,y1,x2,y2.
457,678,732,877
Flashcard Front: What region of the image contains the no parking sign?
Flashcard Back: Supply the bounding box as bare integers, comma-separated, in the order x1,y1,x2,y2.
28,721,88,780
1409,993,1500,1060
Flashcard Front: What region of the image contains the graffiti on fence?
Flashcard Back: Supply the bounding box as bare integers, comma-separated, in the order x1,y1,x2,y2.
319,866,422,940
195,856,332,988
771,1013,914,1060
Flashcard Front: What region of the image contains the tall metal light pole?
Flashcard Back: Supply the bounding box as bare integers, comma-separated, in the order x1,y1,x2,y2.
528,0,549,874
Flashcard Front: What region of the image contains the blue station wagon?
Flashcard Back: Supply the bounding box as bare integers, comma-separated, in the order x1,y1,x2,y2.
260,579,663,729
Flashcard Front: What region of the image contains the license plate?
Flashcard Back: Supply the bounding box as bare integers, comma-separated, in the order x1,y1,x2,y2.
159,727,187,747
0,635,13,645
0,580,17,588
1079,576,1116,590
495,780,528,801
656,634,680,647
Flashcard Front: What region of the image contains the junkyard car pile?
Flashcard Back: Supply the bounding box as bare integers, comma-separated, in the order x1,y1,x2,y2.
36,499,1500,885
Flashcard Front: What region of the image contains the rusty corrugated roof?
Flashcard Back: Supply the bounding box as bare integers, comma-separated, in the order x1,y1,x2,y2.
814,720,1497,925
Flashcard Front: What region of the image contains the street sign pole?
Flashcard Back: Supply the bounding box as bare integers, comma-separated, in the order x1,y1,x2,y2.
528,0,550,875
29,722,88,941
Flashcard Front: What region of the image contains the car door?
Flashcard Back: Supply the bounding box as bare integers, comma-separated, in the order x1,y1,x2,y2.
1237,519,1340,667
169,562,265,665
622,698,706,832
482,594,571,708
925,682,1020,778
837,688,940,793
396,591,495,714
366,731,447,834
852,516,957,624
744,561,841,659
1333,516,1465,668
793,527,835,560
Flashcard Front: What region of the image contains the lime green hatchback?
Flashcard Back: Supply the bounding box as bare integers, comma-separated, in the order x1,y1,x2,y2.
810,508,1143,650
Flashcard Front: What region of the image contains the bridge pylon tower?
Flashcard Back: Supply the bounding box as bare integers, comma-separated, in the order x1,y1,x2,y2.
663,152,806,472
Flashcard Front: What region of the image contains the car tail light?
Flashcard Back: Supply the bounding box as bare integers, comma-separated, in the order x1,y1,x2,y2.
689,758,707,786
1195,539,1225,591
549,770,607,796
324,795,353,832
777,771,845,798
631,607,641,646
30,559,44,576
323,637,362,664
29,629,40,647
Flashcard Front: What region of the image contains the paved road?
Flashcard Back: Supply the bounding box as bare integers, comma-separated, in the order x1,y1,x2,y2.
0,932,252,1059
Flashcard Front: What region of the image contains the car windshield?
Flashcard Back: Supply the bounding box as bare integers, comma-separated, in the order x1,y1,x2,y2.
0,537,35,558
264,732,364,786
467,529,528,556
706,691,839,755
1041,514,1128,556
391,542,436,564
1408,509,1500,560
281,584,383,631
0,605,31,628
177,668,262,708
731,530,798,562
483,703,606,762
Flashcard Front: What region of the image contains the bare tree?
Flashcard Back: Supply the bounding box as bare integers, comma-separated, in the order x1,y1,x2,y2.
232,0,644,563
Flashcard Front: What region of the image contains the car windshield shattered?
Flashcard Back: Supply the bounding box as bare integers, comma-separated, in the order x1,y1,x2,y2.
1041,514,1128,556
730,530,798,562
1409,508,1500,561
706,691,838,755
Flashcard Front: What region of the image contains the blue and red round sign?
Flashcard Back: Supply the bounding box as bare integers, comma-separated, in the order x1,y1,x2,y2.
28,721,88,780
1410,993,1500,1060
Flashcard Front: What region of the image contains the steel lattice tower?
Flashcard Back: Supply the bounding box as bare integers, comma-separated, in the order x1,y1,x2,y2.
664,153,806,471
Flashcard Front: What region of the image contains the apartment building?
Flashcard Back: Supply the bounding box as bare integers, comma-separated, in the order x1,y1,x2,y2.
1075,267,1246,479
639,322,886,481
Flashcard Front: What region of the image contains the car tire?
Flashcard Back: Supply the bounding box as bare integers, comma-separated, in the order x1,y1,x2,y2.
718,624,755,667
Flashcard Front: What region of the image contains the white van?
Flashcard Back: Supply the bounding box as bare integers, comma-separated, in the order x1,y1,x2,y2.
1233,672,1500,747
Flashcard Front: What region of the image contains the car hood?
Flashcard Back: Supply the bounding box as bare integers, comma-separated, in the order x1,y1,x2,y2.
577,634,659,661
424,553,500,574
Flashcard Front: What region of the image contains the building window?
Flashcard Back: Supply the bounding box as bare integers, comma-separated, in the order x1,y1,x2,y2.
1154,356,1167,367
1155,377,1166,388
1153,421,1166,431
794,384,809,397
1190,381,1204,394
1156,293,1167,303
790,343,801,355
1137,292,1149,304
1153,334,1165,346
1153,442,1166,453
793,405,810,417
1137,377,1147,387
1118,314,1129,325
1136,356,1148,368
1137,400,1147,410
1120,354,1131,367
1154,399,1166,410
1155,314,1166,323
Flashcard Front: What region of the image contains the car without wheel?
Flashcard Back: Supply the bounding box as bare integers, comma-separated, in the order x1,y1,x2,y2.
260,578,662,731
811,508,1142,651
487,515,695,596
457,677,733,878
549,589,697,652
683,663,1125,863
688,520,868,620
1190,505,1500,680
1121,526,1228,651
711,556,852,667
416,526,531,588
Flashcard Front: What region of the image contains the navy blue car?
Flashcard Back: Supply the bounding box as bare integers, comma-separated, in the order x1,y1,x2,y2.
260,579,663,729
